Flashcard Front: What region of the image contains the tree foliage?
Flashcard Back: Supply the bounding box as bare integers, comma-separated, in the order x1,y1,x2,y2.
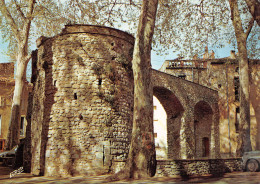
154,0,259,58
64,0,259,59
0,0,68,62
1,0,259,62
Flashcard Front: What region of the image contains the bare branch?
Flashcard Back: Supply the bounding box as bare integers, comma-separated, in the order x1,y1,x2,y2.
37,4,64,20
245,0,260,26
22,0,36,47
26,0,35,21
245,17,255,39
0,0,21,41
25,54,32,65
103,0,117,25
13,0,26,20
229,0,246,39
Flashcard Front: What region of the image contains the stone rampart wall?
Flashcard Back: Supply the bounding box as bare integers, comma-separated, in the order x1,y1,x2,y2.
156,158,242,177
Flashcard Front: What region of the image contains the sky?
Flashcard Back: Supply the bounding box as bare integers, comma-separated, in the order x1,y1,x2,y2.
0,40,9,63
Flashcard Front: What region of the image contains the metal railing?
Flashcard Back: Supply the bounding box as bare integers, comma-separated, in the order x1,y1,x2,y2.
168,60,207,68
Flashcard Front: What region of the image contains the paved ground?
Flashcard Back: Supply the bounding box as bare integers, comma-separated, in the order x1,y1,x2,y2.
0,164,260,184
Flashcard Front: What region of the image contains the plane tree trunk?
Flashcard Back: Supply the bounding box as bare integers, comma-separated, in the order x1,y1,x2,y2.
126,0,158,178
6,47,30,150
108,0,158,180
229,0,253,156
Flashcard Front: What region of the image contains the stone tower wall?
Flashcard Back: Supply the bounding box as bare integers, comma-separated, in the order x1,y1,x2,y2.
30,25,134,177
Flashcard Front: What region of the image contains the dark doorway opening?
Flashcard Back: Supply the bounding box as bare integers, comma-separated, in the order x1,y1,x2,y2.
202,137,210,157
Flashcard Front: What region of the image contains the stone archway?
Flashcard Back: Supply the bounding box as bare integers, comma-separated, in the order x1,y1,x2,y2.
194,101,213,158
153,86,184,159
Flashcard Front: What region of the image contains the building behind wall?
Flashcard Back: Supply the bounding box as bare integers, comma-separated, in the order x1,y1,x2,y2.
0,62,32,151
159,49,260,157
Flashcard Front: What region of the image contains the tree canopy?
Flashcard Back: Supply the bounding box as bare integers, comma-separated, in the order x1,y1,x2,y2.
0,0,68,62
1,0,259,62
61,0,259,59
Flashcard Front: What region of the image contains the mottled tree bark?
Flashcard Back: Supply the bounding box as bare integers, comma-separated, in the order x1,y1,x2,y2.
108,0,158,180
127,0,158,178
229,0,252,156
6,48,32,150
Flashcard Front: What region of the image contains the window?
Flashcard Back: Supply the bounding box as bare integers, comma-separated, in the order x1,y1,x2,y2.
235,107,240,133
0,115,1,136
234,77,239,102
235,67,239,73
0,97,5,107
0,139,4,152
20,116,25,136
178,74,186,79
154,133,157,138
21,97,25,110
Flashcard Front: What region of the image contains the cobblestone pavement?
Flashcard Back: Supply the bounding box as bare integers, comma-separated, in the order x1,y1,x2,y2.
1,165,260,184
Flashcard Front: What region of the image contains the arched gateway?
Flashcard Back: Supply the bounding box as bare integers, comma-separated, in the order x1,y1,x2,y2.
152,70,220,159
28,25,220,177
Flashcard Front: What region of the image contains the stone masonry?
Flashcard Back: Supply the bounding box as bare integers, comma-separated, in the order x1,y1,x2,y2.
156,158,242,177
30,25,134,176
152,70,220,160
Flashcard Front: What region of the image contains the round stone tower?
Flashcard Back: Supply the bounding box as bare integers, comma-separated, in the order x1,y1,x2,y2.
30,25,134,176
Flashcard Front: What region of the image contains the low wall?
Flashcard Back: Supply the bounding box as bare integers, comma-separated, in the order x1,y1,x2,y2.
156,158,242,177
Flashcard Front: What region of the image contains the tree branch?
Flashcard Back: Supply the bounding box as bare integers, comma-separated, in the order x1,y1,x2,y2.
26,0,35,21
22,0,36,47
25,54,32,65
0,0,21,42
245,17,254,40
13,0,26,20
244,0,260,26
229,0,246,39
104,0,117,25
